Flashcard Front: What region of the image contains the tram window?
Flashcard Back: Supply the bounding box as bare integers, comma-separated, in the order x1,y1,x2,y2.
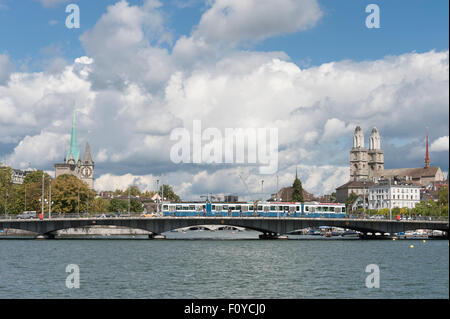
182,206,189,210
296,206,300,211
342,207,346,212
212,205,216,210
195,205,202,211
305,206,309,212
334,207,340,213
189,205,195,210
176,205,182,210
270,206,276,210
216,205,222,211
163,205,168,210
223,205,228,210
257,206,263,210
236,205,241,210
278,206,283,211
264,206,269,212
310,207,315,212
283,206,289,211
248,205,253,210
289,206,295,212
242,205,248,211
229,206,236,211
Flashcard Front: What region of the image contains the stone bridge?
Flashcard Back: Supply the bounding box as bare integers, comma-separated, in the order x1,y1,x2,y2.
0,217,448,239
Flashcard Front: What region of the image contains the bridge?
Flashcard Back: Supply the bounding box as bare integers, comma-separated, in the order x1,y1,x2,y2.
0,216,448,239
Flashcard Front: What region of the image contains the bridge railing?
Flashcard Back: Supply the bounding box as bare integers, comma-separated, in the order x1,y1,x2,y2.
1,212,448,221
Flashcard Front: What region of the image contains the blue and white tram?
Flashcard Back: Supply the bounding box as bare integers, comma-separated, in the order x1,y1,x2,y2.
161,201,346,218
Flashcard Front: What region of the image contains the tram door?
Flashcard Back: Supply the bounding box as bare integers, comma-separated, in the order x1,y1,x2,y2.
206,203,212,215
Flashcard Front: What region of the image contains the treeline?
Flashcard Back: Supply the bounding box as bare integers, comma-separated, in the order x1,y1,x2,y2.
0,167,180,215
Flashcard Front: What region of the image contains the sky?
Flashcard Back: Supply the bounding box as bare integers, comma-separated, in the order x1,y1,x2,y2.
0,0,449,200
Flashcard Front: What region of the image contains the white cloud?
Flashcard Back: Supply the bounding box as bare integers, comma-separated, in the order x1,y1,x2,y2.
0,0,448,199
430,136,449,152
4,131,69,169
194,0,323,45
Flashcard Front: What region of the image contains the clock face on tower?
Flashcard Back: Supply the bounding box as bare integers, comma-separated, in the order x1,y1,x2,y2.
81,166,92,178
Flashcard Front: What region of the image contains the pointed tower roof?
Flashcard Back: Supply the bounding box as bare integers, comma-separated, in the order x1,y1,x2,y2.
66,109,80,163
83,142,94,164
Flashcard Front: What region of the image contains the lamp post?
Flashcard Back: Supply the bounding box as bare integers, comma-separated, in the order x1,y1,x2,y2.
261,180,264,200
128,186,130,215
48,181,52,219
77,186,80,215
4,192,8,218
389,178,392,220
41,173,44,218
156,179,160,213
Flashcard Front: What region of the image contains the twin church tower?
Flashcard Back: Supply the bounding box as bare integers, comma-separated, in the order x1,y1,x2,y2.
350,125,384,181
54,110,95,189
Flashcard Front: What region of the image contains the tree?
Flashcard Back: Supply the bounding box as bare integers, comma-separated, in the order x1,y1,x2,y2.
108,198,128,213
438,186,448,206
292,177,304,202
91,197,108,213
51,174,95,214
345,192,359,213
159,184,180,202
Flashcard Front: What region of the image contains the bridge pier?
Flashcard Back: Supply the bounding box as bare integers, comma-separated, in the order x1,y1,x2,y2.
148,233,166,240
35,233,56,240
259,232,286,240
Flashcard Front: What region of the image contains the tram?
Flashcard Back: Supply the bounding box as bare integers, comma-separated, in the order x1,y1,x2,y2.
161,201,346,218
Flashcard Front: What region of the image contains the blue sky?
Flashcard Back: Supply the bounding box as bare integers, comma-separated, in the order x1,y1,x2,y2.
0,0,448,197
1,0,448,70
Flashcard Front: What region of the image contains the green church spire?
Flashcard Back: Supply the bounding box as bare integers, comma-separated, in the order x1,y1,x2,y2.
66,109,80,163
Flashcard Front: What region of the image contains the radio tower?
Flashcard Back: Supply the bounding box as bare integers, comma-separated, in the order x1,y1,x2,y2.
424,128,430,169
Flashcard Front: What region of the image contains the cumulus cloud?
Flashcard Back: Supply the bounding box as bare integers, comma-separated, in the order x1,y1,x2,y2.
194,0,323,44
0,0,448,199
431,136,449,152
79,0,173,91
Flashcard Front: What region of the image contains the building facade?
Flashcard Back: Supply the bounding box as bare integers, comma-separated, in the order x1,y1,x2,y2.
54,110,94,189
368,179,421,210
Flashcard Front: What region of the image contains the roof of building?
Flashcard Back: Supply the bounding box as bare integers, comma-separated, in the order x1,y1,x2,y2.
336,180,376,190
381,166,441,179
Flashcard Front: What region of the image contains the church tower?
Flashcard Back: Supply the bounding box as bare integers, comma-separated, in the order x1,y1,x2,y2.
368,126,384,180
80,142,94,189
350,126,369,181
54,110,95,189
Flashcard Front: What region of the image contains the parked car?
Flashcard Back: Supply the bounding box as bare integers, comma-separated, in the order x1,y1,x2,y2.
17,211,37,219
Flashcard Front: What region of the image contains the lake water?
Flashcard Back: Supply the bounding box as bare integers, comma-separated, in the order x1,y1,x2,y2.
0,231,448,299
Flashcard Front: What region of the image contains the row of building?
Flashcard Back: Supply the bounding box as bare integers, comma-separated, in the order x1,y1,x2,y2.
336,126,446,210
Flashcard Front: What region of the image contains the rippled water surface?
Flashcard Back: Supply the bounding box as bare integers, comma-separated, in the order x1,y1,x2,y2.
0,234,448,299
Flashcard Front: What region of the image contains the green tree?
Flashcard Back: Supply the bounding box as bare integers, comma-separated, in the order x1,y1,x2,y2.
51,174,95,214
159,184,180,202
438,186,448,206
91,197,108,213
108,198,128,213
292,177,304,202
345,192,359,213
